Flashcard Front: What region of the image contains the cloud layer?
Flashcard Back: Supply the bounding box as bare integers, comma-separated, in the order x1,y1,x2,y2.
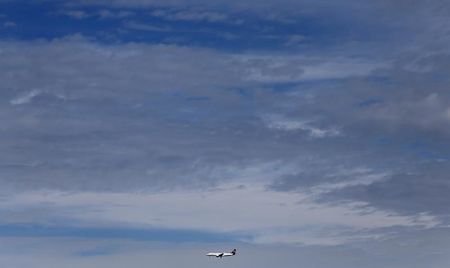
1,0,450,267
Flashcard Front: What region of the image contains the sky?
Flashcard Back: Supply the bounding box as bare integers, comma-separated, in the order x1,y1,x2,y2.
1,0,450,267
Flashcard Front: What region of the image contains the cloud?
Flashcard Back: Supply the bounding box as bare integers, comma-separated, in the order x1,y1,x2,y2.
361,91,450,135
239,56,385,82
268,167,386,193
3,21,15,27
2,0,450,255
10,90,42,105
70,0,384,17
123,21,172,32
0,184,439,245
59,9,134,20
284,34,306,47
98,9,134,19
1,33,446,245
0,37,388,193
63,10,91,19
150,9,229,23
327,163,450,216
262,114,341,138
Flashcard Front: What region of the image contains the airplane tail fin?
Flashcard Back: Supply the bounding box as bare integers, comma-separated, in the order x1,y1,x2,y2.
232,249,236,255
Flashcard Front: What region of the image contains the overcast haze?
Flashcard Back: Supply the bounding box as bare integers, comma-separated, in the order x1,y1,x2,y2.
1,0,450,267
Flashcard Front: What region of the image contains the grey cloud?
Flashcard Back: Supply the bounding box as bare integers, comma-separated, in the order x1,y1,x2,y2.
266,72,450,216
326,163,450,216
2,29,448,204
2,1,450,254
260,47,450,220
0,39,320,192
267,165,372,192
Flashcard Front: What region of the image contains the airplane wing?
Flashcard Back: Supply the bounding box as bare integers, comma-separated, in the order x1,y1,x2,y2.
207,253,223,257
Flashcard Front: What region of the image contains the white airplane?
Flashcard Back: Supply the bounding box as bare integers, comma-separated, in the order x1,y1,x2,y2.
206,249,237,258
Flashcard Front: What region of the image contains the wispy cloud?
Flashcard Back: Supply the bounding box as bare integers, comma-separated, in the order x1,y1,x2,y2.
123,21,172,32
59,9,134,20
63,10,91,20
3,21,16,27
262,115,341,138
150,9,229,23
10,90,42,105
0,182,439,245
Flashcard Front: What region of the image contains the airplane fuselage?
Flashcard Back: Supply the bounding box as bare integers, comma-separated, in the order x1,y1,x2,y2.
206,249,236,258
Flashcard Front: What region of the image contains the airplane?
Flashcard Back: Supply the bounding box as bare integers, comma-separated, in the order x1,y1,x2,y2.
206,249,237,258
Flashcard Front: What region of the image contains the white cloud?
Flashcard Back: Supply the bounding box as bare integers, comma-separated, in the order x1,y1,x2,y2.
1,182,439,245
10,89,42,105
239,56,386,82
309,170,388,195
300,59,387,81
262,114,341,138
123,21,172,32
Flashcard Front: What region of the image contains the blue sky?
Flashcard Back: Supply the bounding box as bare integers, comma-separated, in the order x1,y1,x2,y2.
1,0,450,267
